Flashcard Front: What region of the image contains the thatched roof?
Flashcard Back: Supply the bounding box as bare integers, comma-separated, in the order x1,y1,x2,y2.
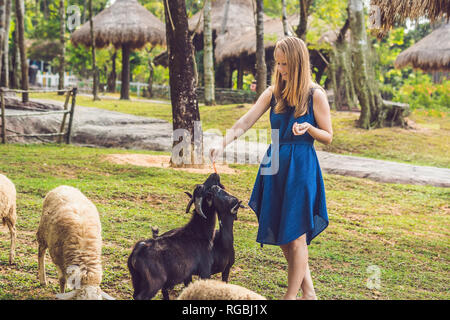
394,23,450,71
188,0,268,35
370,0,450,37
215,15,298,64
26,39,61,61
71,0,165,50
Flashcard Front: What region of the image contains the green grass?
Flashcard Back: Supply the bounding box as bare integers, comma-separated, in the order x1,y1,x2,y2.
0,144,448,300
29,92,450,168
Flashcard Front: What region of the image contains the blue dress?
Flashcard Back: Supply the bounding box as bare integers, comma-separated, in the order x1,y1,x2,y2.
248,89,329,246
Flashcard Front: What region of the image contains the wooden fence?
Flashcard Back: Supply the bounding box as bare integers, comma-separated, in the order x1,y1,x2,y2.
0,88,78,144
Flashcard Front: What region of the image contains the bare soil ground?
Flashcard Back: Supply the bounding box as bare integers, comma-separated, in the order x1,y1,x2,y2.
103,154,239,174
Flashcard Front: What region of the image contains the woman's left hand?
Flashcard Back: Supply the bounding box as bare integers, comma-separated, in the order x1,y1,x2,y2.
292,122,311,136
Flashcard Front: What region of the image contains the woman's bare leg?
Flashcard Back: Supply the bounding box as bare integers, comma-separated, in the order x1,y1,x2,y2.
279,234,308,300
299,262,317,300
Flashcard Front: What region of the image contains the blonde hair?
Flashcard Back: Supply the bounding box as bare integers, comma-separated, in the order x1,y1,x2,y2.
272,36,318,118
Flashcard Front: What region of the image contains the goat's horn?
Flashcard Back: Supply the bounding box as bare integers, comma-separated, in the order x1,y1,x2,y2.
185,197,194,213
194,197,207,219
185,192,193,199
231,201,240,213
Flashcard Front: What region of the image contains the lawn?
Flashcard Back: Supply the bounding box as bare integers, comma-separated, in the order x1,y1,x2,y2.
29,92,450,168
0,144,448,300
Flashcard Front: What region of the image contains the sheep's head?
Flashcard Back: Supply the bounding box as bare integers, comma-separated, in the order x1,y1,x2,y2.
210,185,245,222
55,285,115,300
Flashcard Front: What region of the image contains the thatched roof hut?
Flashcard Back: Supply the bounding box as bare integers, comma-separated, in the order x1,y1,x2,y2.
188,0,261,35
394,23,450,71
26,39,61,62
70,0,166,100
71,0,165,49
215,15,298,64
370,0,450,37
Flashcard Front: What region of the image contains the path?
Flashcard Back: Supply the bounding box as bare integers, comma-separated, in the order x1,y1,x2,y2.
5,97,449,188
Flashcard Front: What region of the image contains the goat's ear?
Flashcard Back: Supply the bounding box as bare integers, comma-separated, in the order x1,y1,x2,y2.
185,192,193,199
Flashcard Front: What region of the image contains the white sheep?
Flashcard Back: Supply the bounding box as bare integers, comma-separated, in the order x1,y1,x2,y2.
177,279,266,300
36,185,114,300
0,173,17,265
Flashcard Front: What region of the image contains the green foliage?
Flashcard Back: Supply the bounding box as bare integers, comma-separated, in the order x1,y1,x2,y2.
394,78,450,112
374,22,448,111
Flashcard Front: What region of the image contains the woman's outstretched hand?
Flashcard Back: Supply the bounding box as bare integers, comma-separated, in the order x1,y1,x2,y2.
292,122,311,136
209,147,224,163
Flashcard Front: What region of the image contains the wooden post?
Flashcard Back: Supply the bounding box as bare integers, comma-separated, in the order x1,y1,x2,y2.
66,87,77,144
57,89,71,143
1,91,5,144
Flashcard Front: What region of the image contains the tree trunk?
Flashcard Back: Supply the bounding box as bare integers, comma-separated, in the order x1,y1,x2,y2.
10,29,18,89
15,0,28,102
0,0,6,80
58,0,65,94
328,18,357,111
120,44,131,100
255,0,267,97
163,0,202,168
220,0,231,34
107,50,116,93
282,0,289,36
88,0,99,100
147,57,153,98
81,0,87,24
203,0,215,105
43,0,48,19
348,0,382,128
1,0,11,87
296,0,311,40
223,60,232,88
237,55,244,89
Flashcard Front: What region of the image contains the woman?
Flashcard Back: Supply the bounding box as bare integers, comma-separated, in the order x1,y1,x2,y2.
209,36,332,300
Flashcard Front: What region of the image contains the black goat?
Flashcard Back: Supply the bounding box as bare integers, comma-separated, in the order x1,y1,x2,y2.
210,185,245,282
127,184,217,300
185,184,245,283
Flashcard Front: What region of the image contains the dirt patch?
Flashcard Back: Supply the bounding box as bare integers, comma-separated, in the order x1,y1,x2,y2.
103,154,238,174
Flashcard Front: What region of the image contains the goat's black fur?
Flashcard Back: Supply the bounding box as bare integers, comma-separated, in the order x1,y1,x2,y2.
185,185,245,283
128,175,223,300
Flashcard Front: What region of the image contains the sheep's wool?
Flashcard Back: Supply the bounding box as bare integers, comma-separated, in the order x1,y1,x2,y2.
37,186,103,287
177,279,266,300
0,174,16,222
